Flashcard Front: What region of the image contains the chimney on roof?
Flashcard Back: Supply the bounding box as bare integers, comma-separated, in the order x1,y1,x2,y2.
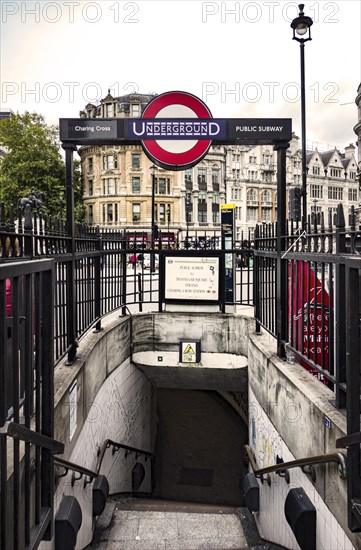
344,143,356,159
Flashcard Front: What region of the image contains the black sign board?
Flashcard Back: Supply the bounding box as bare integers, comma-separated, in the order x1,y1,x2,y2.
221,205,235,303
60,118,292,145
226,118,292,143
59,118,125,145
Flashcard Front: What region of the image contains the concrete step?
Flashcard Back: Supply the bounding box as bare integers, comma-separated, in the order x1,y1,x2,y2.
89,497,287,550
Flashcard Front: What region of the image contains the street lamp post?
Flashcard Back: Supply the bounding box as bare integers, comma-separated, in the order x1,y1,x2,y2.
291,4,313,228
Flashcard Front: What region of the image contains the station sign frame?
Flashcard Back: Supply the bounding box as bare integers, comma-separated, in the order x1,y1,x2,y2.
159,250,224,306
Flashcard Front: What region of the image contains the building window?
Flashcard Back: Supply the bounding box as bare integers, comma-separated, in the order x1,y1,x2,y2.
132,177,140,194
263,153,273,165
198,191,207,204
155,177,170,195
248,170,258,180
249,156,257,164
88,205,93,224
263,172,272,183
132,153,140,168
247,208,258,221
330,168,342,178
235,207,241,220
107,204,113,222
198,210,207,223
103,154,117,170
261,208,272,221
261,190,271,204
131,103,140,117
349,171,356,180
212,192,220,204
105,103,113,117
88,180,93,196
212,211,219,223
328,186,343,200
185,170,192,183
198,168,206,184
159,204,166,223
212,169,219,184
155,203,170,223
247,189,257,203
348,188,358,201
310,184,323,199
312,166,320,175
103,178,116,194
87,157,93,172
132,203,141,222
232,188,241,200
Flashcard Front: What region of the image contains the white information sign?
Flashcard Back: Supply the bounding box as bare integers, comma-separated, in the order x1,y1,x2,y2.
165,257,219,301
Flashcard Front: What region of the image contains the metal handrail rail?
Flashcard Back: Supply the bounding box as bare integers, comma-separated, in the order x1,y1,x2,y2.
54,438,155,481
244,444,346,481
96,439,155,474
0,420,64,454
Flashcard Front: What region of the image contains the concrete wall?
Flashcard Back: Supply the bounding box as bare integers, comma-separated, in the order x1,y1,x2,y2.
37,309,360,550
247,327,359,550
40,314,155,550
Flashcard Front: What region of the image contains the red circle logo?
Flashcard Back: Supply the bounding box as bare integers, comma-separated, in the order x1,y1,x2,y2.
141,91,212,171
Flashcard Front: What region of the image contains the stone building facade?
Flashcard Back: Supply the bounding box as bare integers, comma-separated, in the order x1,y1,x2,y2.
224,134,358,239
79,91,359,240
79,92,227,241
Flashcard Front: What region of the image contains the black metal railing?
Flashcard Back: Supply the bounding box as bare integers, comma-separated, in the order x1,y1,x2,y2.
0,258,64,550
254,205,361,410
2,201,361,533
1,203,254,366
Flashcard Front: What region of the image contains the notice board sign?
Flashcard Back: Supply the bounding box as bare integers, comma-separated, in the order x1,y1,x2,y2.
162,253,222,304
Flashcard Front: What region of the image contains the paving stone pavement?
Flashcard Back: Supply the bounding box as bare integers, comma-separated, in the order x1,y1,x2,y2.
89,497,287,550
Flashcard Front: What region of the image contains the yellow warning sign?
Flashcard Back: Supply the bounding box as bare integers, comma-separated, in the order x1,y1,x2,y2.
183,343,196,362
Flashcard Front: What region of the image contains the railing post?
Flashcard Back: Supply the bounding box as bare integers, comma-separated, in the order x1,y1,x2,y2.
94,226,102,332
254,225,261,333
62,143,78,364
23,204,34,258
122,232,128,316
346,262,361,531
335,203,346,408
275,143,289,358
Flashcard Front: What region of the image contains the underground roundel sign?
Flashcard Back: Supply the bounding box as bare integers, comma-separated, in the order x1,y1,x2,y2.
140,91,213,171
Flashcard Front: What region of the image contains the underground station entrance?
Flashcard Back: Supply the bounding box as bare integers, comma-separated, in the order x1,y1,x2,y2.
61,90,292,546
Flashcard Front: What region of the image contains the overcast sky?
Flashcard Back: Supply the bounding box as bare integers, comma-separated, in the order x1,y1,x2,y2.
1,0,360,152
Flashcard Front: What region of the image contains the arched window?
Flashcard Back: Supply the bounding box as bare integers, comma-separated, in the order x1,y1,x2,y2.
247,189,257,202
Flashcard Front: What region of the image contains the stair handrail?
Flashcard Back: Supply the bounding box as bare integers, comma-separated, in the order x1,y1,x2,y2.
96,439,155,473
54,439,154,482
244,444,346,482
0,420,64,454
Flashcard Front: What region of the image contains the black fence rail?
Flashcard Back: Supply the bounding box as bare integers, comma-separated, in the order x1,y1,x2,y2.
0,258,64,550
2,200,361,534
254,204,361,412
0,203,254,365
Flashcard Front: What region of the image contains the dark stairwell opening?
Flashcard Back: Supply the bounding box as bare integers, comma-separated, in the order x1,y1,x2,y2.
153,388,248,506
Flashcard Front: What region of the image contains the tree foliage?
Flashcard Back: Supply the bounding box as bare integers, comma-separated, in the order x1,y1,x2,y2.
0,112,83,220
